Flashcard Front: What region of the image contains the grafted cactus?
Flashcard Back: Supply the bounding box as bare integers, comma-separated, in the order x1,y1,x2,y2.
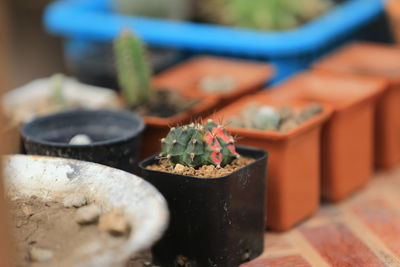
113,30,152,107
160,120,239,168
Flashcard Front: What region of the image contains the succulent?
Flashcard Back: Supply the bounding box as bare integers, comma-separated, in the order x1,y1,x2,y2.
199,0,334,31
252,105,280,130
228,103,322,133
50,73,67,107
113,30,153,108
160,120,239,168
297,103,323,124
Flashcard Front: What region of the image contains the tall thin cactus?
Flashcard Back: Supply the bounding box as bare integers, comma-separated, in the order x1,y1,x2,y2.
113,29,153,107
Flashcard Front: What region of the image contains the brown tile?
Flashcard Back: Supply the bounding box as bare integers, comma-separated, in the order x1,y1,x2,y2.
301,223,385,267
352,199,400,258
241,255,311,267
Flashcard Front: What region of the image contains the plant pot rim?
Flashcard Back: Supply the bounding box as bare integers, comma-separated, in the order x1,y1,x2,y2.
21,108,145,148
139,145,268,180
279,70,388,111
153,55,274,100
143,95,219,127
313,41,400,86
210,93,333,141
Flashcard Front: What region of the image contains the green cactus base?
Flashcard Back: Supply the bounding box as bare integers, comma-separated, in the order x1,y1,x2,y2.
160,120,240,168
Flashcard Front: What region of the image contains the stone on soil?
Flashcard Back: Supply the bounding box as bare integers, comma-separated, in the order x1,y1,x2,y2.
30,247,53,262
98,208,129,235
75,204,101,224
63,193,87,208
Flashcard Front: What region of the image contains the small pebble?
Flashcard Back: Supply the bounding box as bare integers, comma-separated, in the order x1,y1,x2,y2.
63,193,87,208
30,247,53,262
75,204,101,224
21,205,34,217
98,208,129,235
280,119,298,133
69,134,92,145
174,164,185,173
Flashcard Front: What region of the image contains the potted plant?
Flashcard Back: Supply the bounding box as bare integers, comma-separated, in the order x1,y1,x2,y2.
314,42,400,170
139,120,267,267
21,109,145,174
113,30,224,158
153,56,274,108
209,92,333,231
267,70,387,202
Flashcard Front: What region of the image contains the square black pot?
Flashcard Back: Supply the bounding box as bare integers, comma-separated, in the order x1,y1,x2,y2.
139,145,268,267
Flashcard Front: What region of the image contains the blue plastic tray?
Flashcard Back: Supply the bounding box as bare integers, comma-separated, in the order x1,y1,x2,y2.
44,0,385,83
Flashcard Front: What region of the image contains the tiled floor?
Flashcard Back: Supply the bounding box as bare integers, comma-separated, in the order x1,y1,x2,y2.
242,167,400,267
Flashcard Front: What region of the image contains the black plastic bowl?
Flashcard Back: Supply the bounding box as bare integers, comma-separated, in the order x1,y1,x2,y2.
139,146,268,267
21,109,145,174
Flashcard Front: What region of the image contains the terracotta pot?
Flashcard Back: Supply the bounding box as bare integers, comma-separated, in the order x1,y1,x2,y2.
269,70,387,202
141,95,219,159
209,93,332,231
386,0,400,43
314,42,400,170
153,56,274,108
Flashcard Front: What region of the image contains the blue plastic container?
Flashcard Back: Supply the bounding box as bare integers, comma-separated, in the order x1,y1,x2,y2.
44,0,386,83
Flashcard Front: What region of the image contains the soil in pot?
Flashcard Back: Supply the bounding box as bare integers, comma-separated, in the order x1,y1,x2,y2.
133,89,199,118
10,195,131,267
226,102,323,133
147,156,255,178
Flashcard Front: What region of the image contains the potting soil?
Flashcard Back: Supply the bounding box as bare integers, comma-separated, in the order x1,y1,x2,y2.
10,196,129,267
147,156,255,178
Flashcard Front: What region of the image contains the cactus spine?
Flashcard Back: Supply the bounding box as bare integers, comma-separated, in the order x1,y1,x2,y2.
160,120,239,168
114,30,153,107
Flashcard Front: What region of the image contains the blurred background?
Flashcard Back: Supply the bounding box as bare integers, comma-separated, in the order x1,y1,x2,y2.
0,0,398,92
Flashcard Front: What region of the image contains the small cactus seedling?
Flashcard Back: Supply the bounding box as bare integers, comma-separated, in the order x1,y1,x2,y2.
160,120,239,168
252,106,280,130
199,0,333,31
51,73,67,107
113,30,153,108
227,103,323,133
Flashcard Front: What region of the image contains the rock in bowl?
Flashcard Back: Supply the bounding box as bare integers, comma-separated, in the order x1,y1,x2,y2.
2,155,169,267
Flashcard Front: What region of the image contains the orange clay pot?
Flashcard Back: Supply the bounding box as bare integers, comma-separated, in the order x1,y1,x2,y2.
268,70,387,202
209,93,332,231
153,56,274,108
141,94,218,159
314,42,400,170
386,0,400,43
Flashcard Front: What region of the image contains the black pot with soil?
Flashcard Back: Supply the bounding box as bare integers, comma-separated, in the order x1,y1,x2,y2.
139,121,268,267
21,109,145,174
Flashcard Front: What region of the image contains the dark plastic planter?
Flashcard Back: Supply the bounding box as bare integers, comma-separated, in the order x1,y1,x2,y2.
21,109,145,174
139,146,268,267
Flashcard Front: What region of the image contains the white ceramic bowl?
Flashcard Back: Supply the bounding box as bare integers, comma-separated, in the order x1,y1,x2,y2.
2,154,169,267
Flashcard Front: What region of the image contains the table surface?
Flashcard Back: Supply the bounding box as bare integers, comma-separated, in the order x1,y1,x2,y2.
242,167,400,267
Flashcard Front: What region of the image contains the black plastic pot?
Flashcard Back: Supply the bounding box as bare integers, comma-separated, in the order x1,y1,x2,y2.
21,109,145,174
139,146,268,267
